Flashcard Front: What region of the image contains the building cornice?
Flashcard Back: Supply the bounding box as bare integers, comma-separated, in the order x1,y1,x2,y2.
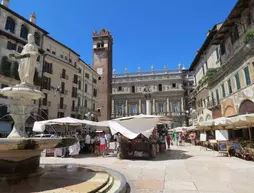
0,4,49,34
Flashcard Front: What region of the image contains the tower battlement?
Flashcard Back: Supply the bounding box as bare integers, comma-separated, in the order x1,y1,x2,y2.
93,28,112,38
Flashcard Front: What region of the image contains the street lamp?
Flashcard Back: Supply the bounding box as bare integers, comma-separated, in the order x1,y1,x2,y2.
142,86,152,115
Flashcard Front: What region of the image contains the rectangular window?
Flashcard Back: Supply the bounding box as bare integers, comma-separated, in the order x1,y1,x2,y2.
235,72,241,90
78,80,81,89
172,83,176,88
118,86,122,91
85,73,90,79
231,25,239,44
93,78,97,84
85,84,87,92
221,84,226,98
42,93,47,106
73,74,78,84
131,86,135,93
220,42,225,55
84,99,87,108
93,89,97,97
131,105,137,114
202,65,205,75
43,61,53,74
216,89,220,105
244,66,251,86
42,76,51,90
73,100,76,111
77,98,81,106
7,41,16,50
60,97,64,109
227,79,232,94
158,103,164,113
158,84,162,91
17,46,23,53
215,47,220,60
61,82,65,94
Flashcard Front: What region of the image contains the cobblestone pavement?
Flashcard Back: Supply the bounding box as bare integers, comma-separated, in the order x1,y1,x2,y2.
41,144,254,193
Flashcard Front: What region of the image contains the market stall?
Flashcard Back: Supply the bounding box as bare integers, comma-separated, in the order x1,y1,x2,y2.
33,114,170,159
107,114,169,159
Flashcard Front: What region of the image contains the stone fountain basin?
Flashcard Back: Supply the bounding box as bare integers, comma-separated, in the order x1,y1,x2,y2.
0,137,76,178
0,137,76,161
1,86,44,100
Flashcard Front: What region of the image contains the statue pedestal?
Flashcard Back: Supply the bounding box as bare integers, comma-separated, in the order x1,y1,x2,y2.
1,84,44,139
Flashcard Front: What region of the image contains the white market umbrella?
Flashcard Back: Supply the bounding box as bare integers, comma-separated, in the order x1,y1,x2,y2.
33,117,83,132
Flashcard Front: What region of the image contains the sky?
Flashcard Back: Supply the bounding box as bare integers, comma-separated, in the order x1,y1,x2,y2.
9,0,237,73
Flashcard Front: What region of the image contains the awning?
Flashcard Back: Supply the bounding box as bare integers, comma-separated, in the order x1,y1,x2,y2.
33,117,107,132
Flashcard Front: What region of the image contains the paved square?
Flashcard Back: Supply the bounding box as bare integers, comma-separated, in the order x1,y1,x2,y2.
41,144,254,192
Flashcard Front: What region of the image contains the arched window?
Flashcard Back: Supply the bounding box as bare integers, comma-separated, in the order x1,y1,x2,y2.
97,43,100,48
34,32,40,46
20,24,28,40
5,17,15,33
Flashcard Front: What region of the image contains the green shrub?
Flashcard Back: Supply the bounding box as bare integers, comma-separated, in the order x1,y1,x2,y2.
244,29,254,44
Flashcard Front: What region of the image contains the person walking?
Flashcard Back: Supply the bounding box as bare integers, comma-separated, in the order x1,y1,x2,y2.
167,134,171,150
85,133,91,153
178,133,182,146
99,132,106,157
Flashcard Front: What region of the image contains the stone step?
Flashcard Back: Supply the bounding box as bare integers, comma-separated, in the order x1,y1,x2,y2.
98,175,114,192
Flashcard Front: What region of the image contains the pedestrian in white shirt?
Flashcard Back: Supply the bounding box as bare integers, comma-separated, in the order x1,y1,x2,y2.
85,134,91,152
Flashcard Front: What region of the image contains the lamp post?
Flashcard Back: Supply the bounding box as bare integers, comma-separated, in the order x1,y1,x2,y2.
85,112,94,121
142,87,152,115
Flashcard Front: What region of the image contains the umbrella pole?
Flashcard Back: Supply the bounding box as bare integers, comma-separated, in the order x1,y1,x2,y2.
248,127,252,148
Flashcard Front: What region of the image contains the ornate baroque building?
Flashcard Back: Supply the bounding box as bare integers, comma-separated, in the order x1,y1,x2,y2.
111,66,194,128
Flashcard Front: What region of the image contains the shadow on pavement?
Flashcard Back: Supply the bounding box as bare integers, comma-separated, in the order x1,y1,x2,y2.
152,149,193,161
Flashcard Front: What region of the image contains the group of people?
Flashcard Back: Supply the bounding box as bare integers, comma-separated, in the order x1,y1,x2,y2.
81,131,112,157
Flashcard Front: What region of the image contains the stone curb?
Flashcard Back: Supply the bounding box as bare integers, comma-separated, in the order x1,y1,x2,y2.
42,162,128,193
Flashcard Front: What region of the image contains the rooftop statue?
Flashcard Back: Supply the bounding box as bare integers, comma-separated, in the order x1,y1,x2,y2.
9,33,38,86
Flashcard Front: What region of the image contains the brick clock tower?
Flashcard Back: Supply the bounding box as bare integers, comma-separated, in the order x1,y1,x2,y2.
92,29,113,121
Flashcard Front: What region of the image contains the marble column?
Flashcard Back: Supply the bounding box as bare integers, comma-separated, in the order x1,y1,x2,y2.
181,97,184,114
152,99,156,114
146,100,151,115
138,100,142,114
170,102,173,116
111,99,115,115
125,100,128,115
166,98,170,115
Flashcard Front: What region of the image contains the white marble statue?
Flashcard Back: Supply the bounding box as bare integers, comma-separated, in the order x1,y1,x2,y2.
9,33,38,86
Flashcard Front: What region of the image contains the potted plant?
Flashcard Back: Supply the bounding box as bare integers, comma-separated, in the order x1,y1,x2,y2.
244,29,254,48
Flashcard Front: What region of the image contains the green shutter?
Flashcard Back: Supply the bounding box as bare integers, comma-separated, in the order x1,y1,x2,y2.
244,67,251,86
216,89,220,104
221,84,226,98
235,73,241,90
227,79,232,94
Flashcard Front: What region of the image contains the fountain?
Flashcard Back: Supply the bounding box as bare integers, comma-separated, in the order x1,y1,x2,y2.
0,34,128,192
0,33,75,180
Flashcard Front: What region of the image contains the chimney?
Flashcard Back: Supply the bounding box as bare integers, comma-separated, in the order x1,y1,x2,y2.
1,0,9,7
29,12,36,24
